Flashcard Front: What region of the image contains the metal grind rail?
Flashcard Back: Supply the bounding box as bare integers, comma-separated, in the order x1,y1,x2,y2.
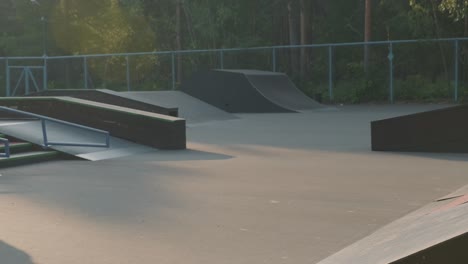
0,137,10,158
0,107,110,155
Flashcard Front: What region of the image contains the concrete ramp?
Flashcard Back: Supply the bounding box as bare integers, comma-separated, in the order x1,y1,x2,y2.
181,69,323,113
0,120,153,161
119,91,236,124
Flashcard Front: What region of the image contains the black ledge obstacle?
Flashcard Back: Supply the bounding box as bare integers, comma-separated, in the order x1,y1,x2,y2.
0,97,186,150
371,104,468,153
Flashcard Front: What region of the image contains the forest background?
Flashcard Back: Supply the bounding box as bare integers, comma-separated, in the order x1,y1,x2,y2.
1,0,468,103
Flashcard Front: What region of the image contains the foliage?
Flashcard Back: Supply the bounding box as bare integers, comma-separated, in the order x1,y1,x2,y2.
439,0,468,21
1,0,468,102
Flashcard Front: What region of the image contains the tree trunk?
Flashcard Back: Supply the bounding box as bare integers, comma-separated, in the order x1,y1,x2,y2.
364,0,372,73
176,0,182,85
462,8,468,85
62,0,71,89
465,12,468,37
430,0,449,82
299,0,308,78
288,0,299,74
182,0,195,48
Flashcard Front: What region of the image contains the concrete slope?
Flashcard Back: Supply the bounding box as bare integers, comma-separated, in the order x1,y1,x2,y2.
0,120,154,161
120,91,236,124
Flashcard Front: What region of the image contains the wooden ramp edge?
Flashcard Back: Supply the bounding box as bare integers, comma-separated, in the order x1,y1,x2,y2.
317,188,468,264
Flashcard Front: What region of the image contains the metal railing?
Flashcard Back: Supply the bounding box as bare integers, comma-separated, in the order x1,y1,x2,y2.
0,137,10,158
0,106,110,149
2,37,468,103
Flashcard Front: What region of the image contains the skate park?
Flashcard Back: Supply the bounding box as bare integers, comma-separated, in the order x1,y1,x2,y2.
0,57,467,264
5,0,468,262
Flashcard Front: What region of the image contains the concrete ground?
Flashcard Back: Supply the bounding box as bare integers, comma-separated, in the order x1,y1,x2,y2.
0,104,467,264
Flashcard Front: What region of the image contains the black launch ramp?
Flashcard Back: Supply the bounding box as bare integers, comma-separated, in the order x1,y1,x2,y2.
0,97,186,150
181,69,323,113
371,104,468,153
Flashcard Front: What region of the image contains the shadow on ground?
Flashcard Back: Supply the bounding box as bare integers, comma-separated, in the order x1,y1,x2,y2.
119,148,234,162
0,241,34,264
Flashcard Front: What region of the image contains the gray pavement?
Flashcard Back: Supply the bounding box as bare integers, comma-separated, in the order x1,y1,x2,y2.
0,104,467,264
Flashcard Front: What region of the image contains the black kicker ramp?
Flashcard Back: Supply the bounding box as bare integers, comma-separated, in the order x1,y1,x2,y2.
181,69,322,113
28,89,179,117
371,104,468,153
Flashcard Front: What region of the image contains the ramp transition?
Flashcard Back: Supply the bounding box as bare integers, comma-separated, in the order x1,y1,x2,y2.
181,69,323,113
371,104,468,153
119,91,236,124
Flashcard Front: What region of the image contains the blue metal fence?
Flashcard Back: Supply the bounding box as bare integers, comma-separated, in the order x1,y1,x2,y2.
0,106,110,149
1,37,468,103
0,137,10,158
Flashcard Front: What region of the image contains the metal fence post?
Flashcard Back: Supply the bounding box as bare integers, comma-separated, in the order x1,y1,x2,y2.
5,58,9,97
272,48,277,72
454,40,459,102
171,52,176,90
388,43,394,104
25,67,30,95
328,46,334,101
126,55,131,91
219,50,224,69
83,57,88,89
41,119,48,147
43,56,48,90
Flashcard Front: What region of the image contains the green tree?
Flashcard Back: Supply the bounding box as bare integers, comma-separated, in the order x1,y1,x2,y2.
50,0,154,55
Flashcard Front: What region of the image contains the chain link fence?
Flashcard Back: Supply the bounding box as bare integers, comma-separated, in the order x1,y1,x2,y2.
2,37,468,103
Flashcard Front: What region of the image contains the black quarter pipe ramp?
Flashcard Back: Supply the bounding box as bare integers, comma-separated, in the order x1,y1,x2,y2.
181,69,323,113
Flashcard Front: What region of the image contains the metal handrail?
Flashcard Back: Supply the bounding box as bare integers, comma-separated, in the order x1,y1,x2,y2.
0,106,110,149
0,137,10,158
